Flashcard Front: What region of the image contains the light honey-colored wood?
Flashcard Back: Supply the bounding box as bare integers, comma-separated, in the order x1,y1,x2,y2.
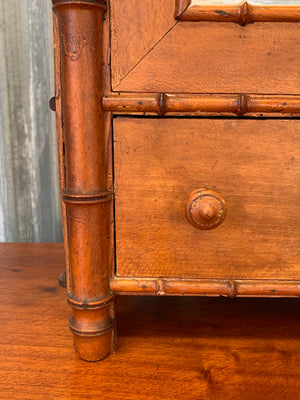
113,22,300,94
110,0,177,89
114,118,300,280
110,277,300,297
103,93,300,116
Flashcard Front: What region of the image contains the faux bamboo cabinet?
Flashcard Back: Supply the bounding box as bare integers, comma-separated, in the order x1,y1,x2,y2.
52,0,300,361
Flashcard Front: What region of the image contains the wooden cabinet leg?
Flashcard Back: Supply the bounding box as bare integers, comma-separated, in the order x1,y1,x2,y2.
52,0,114,361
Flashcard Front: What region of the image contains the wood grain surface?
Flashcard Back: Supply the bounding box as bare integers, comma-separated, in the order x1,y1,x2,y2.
103,92,300,117
110,0,177,89
0,243,300,400
113,21,300,94
114,118,300,280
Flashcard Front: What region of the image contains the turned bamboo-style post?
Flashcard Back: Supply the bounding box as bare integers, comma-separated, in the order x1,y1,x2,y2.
52,0,114,361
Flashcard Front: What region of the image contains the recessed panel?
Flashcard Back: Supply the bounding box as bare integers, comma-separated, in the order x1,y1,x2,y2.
114,22,300,94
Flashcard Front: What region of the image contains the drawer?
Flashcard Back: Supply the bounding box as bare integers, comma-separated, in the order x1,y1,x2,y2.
114,118,300,280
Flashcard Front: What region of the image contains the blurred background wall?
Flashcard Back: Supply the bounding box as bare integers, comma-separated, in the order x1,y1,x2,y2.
0,0,62,242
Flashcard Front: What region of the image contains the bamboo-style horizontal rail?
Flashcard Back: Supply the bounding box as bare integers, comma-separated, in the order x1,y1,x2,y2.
110,278,300,298
102,93,300,116
177,1,300,25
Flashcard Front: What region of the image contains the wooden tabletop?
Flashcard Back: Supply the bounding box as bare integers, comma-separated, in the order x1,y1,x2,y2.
0,243,299,400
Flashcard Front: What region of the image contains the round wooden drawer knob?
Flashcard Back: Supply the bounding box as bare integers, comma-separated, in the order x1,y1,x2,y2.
186,189,226,230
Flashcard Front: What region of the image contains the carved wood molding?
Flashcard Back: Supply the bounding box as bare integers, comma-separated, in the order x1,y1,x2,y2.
176,0,300,25
103,93,300,116
110,278,300,298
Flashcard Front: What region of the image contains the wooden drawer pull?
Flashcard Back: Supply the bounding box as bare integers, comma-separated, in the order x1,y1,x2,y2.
186,189,226,230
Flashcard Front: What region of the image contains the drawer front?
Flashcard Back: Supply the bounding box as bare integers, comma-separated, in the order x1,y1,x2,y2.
114,118,299,280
